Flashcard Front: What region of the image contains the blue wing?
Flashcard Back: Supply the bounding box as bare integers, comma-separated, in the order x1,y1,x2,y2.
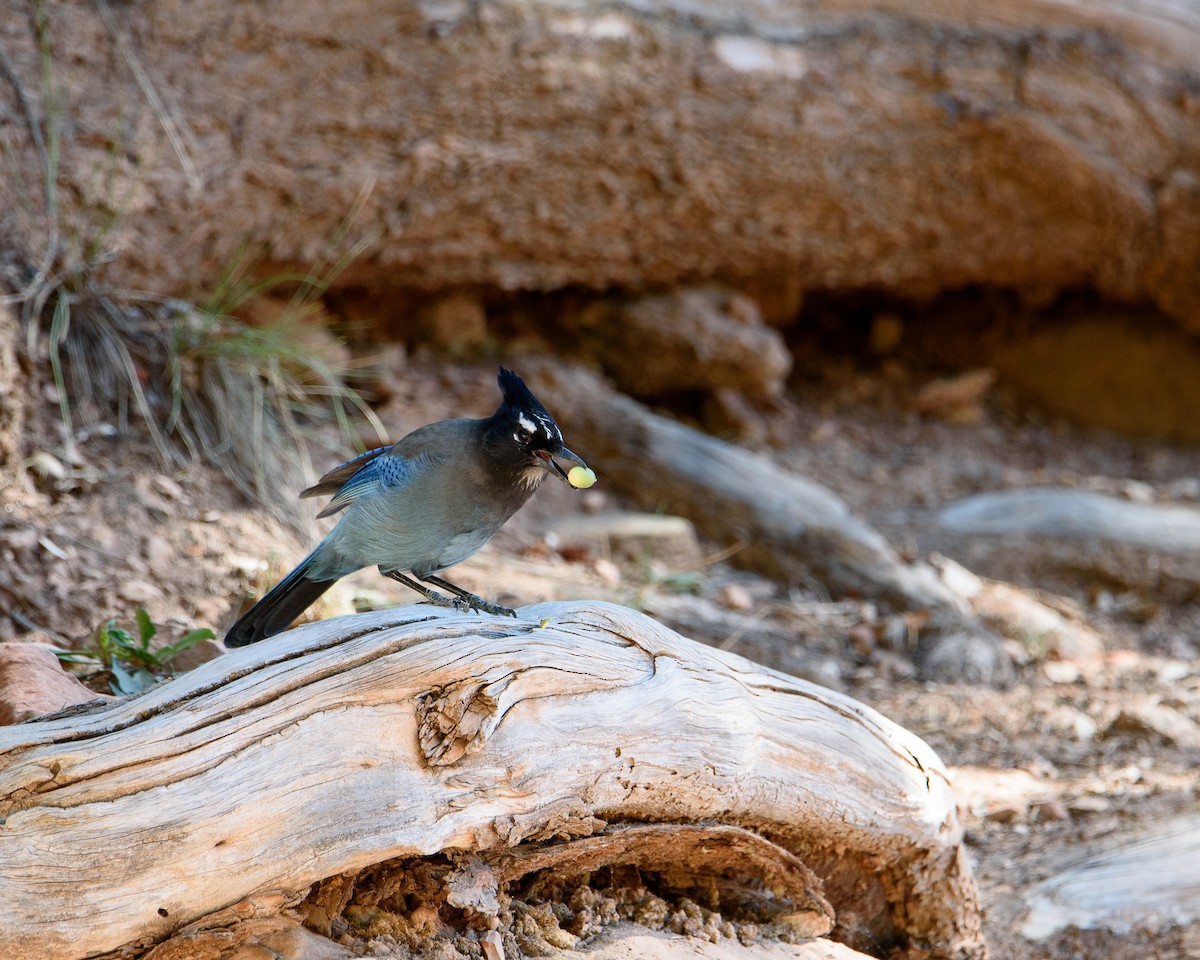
301,446,413,519
301,445,392,499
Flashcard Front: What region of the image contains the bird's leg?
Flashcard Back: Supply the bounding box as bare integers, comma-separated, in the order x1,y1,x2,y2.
420,575,517,618
385,571,470,612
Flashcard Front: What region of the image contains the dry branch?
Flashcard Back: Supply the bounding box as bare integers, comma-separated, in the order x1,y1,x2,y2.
0,602,983,960
534,364,1012,684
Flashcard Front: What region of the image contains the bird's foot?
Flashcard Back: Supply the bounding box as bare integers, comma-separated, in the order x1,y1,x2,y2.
466,597,517,618
417,575,517,617
422,593,514,617
413,587,514,617
417,592,471,613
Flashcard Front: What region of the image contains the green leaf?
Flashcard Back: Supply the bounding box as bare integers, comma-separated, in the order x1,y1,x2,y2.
135,608,157,647
109,657,158,696
121,646,165,669
102,626,136,648
94,619,115,656
158,628,214,660
98,624,136,662
49,648,102,666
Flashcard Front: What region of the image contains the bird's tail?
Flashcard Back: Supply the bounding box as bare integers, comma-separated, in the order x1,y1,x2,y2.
224,552,335,647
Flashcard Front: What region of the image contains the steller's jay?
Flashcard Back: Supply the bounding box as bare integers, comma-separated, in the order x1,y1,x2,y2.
225,367,591,646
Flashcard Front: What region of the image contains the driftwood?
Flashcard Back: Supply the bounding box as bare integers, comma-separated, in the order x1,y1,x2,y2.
0,602,983,960
535,365,1012,684
939,488,1200,553
1021,812,1200,940
933,487,1200,600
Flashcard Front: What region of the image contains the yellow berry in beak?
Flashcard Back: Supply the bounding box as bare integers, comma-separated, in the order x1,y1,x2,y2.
568,466,597,489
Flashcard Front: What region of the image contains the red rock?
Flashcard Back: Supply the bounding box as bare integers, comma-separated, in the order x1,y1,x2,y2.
0,642,110,725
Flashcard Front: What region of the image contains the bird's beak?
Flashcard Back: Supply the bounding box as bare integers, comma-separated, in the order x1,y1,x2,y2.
536,447,588,486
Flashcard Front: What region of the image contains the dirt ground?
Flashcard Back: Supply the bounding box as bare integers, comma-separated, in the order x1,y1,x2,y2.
3,340,1199,960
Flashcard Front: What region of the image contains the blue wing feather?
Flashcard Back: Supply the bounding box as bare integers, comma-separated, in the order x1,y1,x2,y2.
301,445,393,500
299,445,417,519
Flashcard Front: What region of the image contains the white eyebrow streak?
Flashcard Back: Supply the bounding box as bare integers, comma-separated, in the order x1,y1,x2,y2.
517,413,537,434
536,414,562,442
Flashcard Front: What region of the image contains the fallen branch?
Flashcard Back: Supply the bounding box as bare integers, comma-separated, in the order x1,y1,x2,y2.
534,365,1012,684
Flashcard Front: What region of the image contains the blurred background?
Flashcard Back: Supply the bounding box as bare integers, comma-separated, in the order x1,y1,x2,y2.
2,0,1200,957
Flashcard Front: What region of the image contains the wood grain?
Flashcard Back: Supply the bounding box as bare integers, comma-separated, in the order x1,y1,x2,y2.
0,602,983,959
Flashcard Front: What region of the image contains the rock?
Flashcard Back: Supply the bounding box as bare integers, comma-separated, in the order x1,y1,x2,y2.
151,474,185,501
1045,705,1098,740
0,642,110,724
702,388,769,445
1121,479,1156,503
573,289,791,400
914,625,1015,687
83,521,118,553
481,930,505,960
1107,701,1200,749
119,578,165,605
716,583,755,612
1066,794,1113,816
143,534,174,568
544,512,702,569
1042,661,1081,684
912,369,996,424
1032,800,1070,823
2,527,39,551
27,451,66,482
592,559,622,588
1166,477,1200,500
15,0,1200,345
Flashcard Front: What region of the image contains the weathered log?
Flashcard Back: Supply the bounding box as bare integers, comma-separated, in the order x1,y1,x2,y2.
939,488,1200,552
1021,812,1200,941
0,602,984,960
932,487,1200,600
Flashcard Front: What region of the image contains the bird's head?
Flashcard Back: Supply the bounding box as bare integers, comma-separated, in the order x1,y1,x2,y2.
485,367,592,489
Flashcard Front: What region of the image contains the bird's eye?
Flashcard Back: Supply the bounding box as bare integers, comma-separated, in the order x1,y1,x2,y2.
514,427,533,445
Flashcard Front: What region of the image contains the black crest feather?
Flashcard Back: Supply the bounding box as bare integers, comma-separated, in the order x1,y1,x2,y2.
497,367,548,416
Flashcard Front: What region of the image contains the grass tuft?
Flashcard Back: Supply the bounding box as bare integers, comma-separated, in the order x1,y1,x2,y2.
2,9,385,522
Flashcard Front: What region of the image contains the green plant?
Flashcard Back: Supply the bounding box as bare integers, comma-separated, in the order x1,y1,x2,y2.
53,608,214,695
